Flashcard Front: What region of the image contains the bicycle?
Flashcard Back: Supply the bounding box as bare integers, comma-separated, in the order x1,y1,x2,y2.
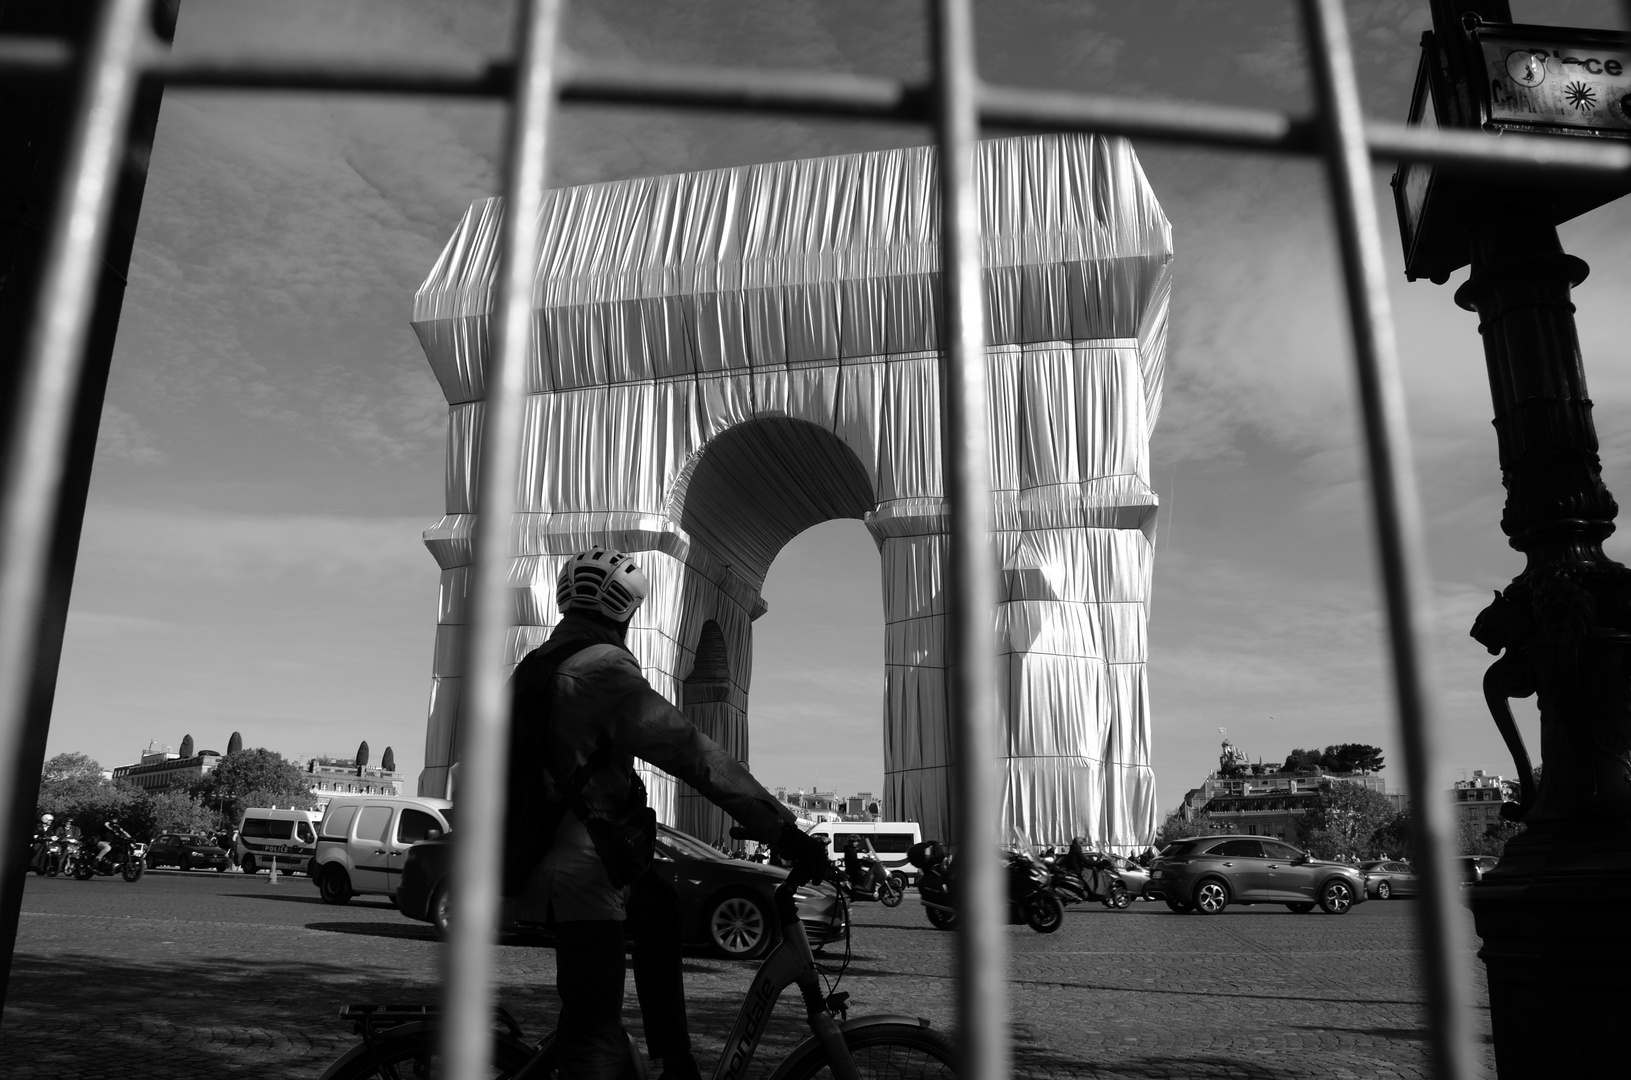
317,854,955,1080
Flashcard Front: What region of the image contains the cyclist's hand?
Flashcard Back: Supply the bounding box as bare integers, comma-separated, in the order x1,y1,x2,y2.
779,822,829,885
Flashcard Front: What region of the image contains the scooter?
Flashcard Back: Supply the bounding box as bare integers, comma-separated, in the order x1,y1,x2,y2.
917,846,1065,934
73,837,147,882
839,854,905,908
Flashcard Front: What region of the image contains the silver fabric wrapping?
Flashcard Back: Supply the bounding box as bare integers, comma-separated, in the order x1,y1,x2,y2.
413,133,1171,853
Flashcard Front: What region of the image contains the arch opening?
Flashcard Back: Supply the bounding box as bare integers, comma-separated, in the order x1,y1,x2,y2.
675,417,876,590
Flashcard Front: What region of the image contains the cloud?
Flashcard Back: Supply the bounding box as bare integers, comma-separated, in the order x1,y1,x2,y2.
94,405,167,465
75,501,434,587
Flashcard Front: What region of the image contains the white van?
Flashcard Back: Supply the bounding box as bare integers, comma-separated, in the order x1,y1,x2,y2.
311,795,454,904
805,821,924,882
235,807,322,874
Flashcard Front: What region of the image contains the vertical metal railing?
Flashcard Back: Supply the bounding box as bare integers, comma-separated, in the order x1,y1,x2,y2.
443,1,564,1076
17,0,1631,1076
1299,3,1474,1078
930,4,1008,1080
0,0,148,929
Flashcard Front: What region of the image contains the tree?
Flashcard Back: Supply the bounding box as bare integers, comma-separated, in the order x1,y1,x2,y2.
355,740,370,777
37,756,148,838
129,788,221,838
1460,819,1522,857
190,747,316,825
1324,743,1385,774
1156,809,1234,848
1296,780,1395,860
1370,808,1413,861
1281,748,1324,774
41,751,103,784
381,746,395,772
179,734,194,758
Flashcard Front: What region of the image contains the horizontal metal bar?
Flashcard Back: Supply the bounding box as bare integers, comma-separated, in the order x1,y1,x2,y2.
558,53,927,119
0,36,74,79
11,37,1631,188
4,35,1631,180
148,53,512,97
1369,120,1631,179
979,82,1317,152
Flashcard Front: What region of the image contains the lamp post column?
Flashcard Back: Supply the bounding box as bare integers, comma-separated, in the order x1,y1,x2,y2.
1456,195,1631,1077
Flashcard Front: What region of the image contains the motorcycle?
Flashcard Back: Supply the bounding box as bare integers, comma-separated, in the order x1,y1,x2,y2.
1042,858,1091,906
839,853,905,908
55,836,82,878
917,845,1065,934
1043,849,1131,910
73,837,147,882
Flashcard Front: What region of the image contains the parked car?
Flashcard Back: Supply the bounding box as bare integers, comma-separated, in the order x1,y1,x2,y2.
310,795,454,904
1360,860,1417,899
1457,855,1500,885
1148,835,1367,915
145,833,232,872
396,822,846,960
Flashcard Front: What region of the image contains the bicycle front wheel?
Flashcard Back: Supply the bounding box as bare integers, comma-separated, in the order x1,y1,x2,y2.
768,1022,956,1080
318,1023,543,1080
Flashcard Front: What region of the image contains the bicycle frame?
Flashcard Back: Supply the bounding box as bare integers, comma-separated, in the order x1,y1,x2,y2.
711,894,852,1080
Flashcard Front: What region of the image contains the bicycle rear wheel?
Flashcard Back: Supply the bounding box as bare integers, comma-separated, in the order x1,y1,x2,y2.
318,1024,542,1080
767,1022,956,1080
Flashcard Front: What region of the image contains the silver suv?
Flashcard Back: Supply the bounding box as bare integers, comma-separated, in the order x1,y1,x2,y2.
1150,835,1367,915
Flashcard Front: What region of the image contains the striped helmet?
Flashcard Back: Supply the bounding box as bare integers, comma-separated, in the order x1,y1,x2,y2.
555,547,650,623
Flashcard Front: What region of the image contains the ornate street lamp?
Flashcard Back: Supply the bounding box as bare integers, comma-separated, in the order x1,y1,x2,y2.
1395,4,1631,1075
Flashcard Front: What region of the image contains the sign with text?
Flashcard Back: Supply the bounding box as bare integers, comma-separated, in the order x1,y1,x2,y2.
1474,24,1631,136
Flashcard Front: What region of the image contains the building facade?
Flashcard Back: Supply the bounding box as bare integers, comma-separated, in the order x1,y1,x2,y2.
300,756,406,810
1180,739,1393,843
112,744,222,794
1452,770,1516,827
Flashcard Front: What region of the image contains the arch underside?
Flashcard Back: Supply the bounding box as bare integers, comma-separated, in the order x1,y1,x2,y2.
411,133,1172,852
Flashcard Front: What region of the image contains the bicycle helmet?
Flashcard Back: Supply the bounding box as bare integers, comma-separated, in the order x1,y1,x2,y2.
555,547,650,623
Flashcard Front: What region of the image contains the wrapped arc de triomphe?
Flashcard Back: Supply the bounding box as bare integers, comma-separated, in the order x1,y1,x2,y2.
410,133,1171,852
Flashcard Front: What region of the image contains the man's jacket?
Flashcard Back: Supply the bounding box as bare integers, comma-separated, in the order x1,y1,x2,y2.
505,613,795,919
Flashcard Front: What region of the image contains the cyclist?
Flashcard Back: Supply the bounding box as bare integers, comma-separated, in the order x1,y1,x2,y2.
506,546,828,1080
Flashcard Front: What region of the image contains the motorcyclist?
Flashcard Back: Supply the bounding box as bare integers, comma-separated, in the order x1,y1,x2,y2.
1059,836,1088,877
96,818,131,867
505,547,828,1080
29,814,55,873
842,838,864,889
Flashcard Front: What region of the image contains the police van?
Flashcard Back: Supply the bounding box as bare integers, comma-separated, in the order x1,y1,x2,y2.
804,820,924,883
234,807,322,874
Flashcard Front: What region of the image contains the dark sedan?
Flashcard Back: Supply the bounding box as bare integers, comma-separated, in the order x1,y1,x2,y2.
1360,860,1417,899
145,833,232,872
397,822,846,959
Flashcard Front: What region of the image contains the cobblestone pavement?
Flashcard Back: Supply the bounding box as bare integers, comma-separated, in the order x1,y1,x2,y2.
1,870,1495,1077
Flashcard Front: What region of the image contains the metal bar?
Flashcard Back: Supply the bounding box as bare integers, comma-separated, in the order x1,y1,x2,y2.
0,0,148,964
929,6,1006,1080
0,36,74,80
1300,2,1475,1078
7,36,1631,180
441,1,563,1079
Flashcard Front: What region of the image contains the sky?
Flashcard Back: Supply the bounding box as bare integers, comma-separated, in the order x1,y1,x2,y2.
43,0,1631,818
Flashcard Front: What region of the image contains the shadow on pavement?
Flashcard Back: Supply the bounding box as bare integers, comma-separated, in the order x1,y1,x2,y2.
3,949,564,1079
